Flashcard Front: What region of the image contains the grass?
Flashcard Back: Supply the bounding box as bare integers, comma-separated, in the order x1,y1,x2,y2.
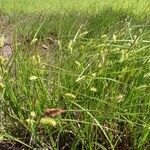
0,0,150,149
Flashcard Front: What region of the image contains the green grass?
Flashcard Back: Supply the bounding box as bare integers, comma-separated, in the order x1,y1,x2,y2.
0,0,150,149
0,0,150,15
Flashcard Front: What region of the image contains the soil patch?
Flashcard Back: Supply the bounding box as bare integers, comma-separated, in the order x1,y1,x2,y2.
0,16,13,58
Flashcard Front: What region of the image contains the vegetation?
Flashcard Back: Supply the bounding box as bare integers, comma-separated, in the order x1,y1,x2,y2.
0,0,150,149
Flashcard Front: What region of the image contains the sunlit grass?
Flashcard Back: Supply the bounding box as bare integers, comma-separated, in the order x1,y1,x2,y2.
0,0,150,16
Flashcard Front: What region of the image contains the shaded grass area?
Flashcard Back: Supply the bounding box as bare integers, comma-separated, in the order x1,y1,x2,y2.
1,7,149,42
0,1,150,150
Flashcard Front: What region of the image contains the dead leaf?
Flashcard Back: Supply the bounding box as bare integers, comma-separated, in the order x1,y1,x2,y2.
44,108,66,117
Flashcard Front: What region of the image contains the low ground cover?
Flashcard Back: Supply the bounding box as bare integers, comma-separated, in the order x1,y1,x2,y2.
0,0,150,149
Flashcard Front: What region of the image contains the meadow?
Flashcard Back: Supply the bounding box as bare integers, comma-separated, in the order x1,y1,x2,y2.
0,0,150,149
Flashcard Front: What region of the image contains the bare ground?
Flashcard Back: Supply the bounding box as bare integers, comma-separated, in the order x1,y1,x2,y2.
0,16,13,58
